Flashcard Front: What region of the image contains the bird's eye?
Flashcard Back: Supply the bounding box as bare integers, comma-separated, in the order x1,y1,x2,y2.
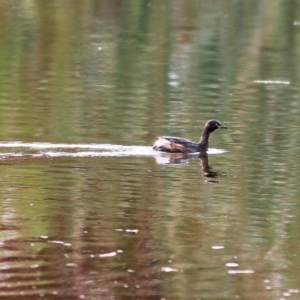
215,123,220,127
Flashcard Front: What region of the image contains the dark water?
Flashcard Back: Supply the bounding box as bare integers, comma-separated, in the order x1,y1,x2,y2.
1,1,300,299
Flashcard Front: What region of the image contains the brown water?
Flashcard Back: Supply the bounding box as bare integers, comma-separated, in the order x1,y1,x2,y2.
1,1,300,299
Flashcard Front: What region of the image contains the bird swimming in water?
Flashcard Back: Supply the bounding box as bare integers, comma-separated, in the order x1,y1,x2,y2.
153,119,228,153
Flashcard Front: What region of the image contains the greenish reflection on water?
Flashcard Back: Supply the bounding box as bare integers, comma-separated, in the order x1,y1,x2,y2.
0,0,300,299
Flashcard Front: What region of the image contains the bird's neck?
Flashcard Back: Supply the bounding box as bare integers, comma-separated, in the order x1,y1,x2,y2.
198,128,210,150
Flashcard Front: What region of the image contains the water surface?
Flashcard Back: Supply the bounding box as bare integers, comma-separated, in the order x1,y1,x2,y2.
1,1,300,299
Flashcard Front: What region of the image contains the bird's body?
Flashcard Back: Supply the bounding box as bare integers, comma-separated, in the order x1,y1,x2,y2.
153,136,200,153
153,119,228,153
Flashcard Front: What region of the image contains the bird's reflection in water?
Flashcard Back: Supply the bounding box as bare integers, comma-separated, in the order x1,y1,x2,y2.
199,151,219,182
155,151,221,182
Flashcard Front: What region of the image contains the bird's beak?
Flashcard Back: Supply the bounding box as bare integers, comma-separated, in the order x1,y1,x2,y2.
219,123,229,129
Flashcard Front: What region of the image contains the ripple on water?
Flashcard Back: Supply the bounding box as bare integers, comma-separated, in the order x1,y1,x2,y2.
0,142,227,159
0,237,77,298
